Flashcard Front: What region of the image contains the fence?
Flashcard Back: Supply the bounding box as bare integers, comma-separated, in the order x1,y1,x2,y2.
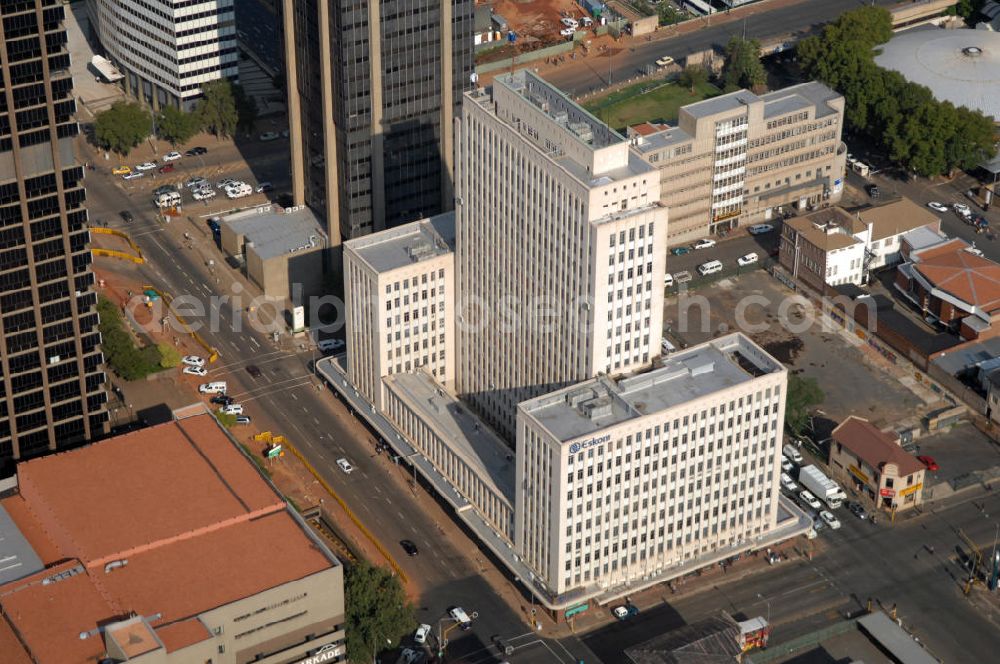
475,40,575,75
91,227,145,264
747,619,859,663
142,284,219,362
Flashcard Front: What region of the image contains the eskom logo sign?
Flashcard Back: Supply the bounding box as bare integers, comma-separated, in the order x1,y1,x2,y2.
568,434,610,455
295,644,342,664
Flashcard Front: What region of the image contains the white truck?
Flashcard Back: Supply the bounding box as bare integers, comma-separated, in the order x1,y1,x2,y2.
798,465,846,509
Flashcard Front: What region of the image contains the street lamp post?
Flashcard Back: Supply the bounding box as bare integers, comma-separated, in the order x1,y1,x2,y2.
757,592,771,623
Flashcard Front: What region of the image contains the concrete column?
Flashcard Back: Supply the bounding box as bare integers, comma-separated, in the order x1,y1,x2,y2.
439,0,454,208
283,0,305,206
317,0,340,247
368,0,385,231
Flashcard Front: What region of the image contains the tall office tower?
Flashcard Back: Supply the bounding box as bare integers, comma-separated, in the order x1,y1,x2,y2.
284,0,474,244
88,0,238,110
0,0,108,471
456,71,669,440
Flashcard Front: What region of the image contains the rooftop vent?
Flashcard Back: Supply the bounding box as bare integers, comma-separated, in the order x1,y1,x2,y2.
962,46,983,57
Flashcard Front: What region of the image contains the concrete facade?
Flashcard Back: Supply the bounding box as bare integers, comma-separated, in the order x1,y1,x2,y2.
87,0,238,110
344,213,456,411
631,82,847,247
457,71,669,440
516,334,789,597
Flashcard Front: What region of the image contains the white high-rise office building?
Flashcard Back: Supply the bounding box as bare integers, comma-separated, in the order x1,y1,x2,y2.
88,0,238,110
456,70,668,439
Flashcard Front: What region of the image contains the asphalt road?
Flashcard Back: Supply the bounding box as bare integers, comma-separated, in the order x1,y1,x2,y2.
541,0,900,97
84,157,597,664
584,487,1000,662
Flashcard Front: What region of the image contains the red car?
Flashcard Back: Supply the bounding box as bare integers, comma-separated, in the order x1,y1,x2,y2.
158,163,175,173
917,455,939,471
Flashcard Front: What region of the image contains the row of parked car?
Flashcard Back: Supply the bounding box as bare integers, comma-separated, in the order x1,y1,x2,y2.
113,147,208,180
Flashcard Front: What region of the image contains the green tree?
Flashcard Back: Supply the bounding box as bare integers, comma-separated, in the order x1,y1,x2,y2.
721,36,766,92
658,4,683,26
97,296,163,380
679,65,709,94
157,343,182,368
785,374,824,435
345,561,415,663
156,105,200,146
197,79,239,138
94,102,151,155
233,84,259,134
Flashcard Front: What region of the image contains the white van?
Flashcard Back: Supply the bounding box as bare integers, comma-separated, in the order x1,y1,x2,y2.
783,443,803,464
663,273,674,288
449,606,472,630
226,183,253,199
697,260,723,276
199,381,227,394
154,192,181,208
220,403,244,415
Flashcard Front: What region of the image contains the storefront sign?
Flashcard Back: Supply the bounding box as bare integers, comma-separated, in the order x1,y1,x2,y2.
565,602,589,619
879,487,895,498
295,645,342,664
900,483,922,497
848,465,869,484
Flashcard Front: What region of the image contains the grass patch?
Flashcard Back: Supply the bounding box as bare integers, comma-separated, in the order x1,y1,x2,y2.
97,295,166,380
583,79,721,133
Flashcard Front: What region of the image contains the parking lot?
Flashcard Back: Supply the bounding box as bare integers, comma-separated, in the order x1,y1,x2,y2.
664,270,928,430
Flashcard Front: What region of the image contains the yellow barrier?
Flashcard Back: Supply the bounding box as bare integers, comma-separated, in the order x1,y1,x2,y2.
142,284,220,361
282,437,408,582
91,227,145,263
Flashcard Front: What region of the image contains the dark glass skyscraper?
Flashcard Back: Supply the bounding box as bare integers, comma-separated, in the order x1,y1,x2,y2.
283,0,473,243
0,0,108,472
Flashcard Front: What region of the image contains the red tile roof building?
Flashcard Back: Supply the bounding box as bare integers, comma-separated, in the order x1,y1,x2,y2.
829,416,925,513
0,412,345,664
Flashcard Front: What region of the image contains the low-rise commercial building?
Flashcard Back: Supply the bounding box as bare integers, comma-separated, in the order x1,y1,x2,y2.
220,205,329,303
829,416,925,513
632,81,846,246
895,237,1000,340
779,199,941,289
0,410,345,664
344,213,455,411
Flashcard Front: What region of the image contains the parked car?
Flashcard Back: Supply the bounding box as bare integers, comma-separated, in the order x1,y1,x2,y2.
234,415,252,425
693,238,716,250
917,455,940,471
671,246,690,256
737,252,758,267
800,490,822,510
400,539,419,556
122,171,145,180
259,131,280,141
337,458,354,474
162,151,182,162
182,355,205,367
866,184,880,198
655,55,674,67
953,202,971,214
559,27,575,37
781,456,794,473
748,224,774,235
318,338,345,352
414,624,432,645
927,201,948,213
245,364,262,378
220,403,244,416
198,381,227,394
193,188,216,201
847,501,867,520
210,394,233,406
255,181,273,193
185,146,208,156
613,604,639,620
560,17,578,27
185,176,208,189
119,210,134,223
135,161,157,171
819,510,841,530
183,366,208,377
112,165,131,175
673,270,692,284
216,178,238,189
661,337,676,353
780,472,798,492
663,273,674,288
153,185,178,196
158,163,175,174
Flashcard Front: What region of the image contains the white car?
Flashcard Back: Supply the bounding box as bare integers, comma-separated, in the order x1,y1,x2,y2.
560,17,578,27
748,224,774,235
220,403,244,415
337,458,354,474
661,337,676,353
183,366,208,377
193,188,216,201
259,131,280,141
737,252,758,267
185,176,208,189
655,55,674,67
122,171,145,180
693,238,716,250
663,273,674,288
953,202,971,214
135,162,157,171
819,510,841,530
414,624,431,645
162,151,182,162
182,355,205,367
560,27,575,37
780,472,798,492
926,201,948,213
800,490,822,510
216,178,238,189
781,456,794,473
318,338,345,352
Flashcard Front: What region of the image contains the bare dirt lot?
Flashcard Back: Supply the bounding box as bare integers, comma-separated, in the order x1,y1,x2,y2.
663,271,929,430
492,0,590,46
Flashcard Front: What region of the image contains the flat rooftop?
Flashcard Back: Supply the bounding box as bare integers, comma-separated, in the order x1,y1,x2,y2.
0,413,339,664
786,207,865,252
761,81,842,120
520,333,785,443
346,211,455,274
223,205,328,260
683,89,761,119
383,371,515,503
